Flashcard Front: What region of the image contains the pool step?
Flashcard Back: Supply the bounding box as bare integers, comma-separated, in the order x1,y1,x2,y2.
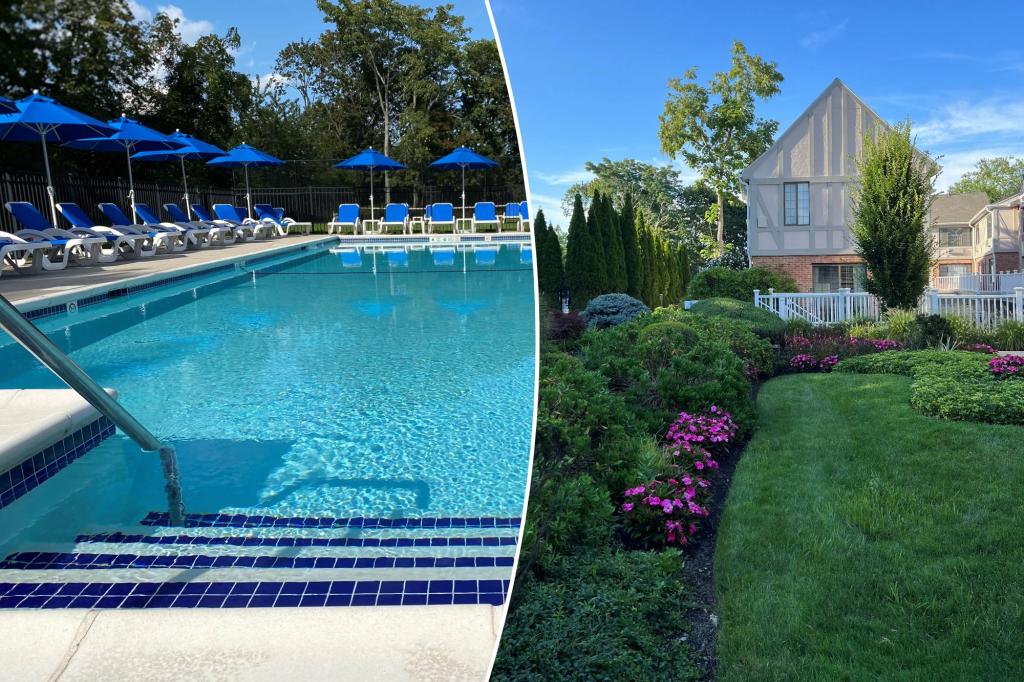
0,512,520,609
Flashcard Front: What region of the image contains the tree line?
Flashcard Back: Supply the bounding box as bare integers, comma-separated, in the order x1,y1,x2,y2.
536,191,690,310
0,0,521,199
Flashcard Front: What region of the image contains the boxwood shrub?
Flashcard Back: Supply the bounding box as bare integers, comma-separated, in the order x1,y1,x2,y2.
689,297,787,344
687,265,798,301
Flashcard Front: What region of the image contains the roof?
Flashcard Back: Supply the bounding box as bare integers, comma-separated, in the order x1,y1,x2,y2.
929,192,989,225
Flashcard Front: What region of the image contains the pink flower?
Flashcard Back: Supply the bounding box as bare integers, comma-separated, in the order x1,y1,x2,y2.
622,502,633,512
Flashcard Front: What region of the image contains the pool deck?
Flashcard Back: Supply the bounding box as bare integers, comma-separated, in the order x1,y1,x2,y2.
0,235,334,306
0,604,505,681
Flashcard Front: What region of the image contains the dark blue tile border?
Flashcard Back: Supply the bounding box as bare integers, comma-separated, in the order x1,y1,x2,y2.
75,532,518,548
0,416,115,511
0,579,509,609
0,551,515,571
140,512,521,530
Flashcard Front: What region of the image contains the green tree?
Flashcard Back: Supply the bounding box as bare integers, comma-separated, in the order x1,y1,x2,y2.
587,191,609,294
601,193,627,291
850,121,938,309
565,194,597,308
678,244,691,297
535,210,564,304
948,156,1024,202
658,41,782,254
619,193,641,297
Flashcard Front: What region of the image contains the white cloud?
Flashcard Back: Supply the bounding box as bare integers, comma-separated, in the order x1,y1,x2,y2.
528,192,570,224
800,19,848,49
128,0,152,21
156,4,214,44
535,169,593,186
933,147,1024,192
916,98,1024,145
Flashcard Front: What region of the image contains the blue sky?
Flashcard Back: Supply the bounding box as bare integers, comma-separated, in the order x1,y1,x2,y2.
490,0,1024,226
128,1,495,84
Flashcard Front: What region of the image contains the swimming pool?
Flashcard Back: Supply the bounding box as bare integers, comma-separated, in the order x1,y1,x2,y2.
0,239,534,607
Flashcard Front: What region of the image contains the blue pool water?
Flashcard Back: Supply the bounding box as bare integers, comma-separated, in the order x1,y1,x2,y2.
0,243,535,557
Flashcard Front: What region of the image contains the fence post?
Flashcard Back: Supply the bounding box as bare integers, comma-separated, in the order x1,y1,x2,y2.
1015,287,1024,322
753,288,760,307
838,287,849,322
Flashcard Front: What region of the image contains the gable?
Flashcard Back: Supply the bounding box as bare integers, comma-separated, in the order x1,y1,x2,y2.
742,79,887,181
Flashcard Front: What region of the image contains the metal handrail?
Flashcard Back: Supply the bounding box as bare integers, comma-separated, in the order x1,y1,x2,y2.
0,293,185,525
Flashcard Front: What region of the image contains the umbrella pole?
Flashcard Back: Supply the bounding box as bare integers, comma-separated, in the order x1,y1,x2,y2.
180,157,191,220
461,165,466,221
369,168,375,226
125,146,137,222
39,131,59,227
244,165,252,219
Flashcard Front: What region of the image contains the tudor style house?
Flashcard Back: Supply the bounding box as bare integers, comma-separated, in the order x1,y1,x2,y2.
967,190,1024,276
741,79,883,292
928,191,989,281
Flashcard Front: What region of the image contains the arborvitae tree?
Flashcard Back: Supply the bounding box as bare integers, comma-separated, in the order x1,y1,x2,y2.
619,193,641,298
587,191,609,294
565,193,596,308
638,212,657,307
534,210,563,306
603,194,628,291
850,120,937,309
678,244,691,298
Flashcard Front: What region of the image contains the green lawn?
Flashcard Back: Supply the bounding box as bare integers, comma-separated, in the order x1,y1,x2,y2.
716,373,1024,681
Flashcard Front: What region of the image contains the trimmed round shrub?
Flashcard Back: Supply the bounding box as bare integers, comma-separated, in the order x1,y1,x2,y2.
909,314,954,349
636,321,700,375
688,266,798,301
580,293,649,329
689,297,787,344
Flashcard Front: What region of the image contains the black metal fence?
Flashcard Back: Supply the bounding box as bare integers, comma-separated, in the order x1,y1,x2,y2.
0,170,525,231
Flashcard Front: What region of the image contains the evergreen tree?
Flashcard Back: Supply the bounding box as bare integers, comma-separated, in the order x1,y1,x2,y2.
638,212,657,307
534,210,563,305
587,192,609,294
565,193,597,308
603,194,628,291
678,244,691,297
619,193,641,297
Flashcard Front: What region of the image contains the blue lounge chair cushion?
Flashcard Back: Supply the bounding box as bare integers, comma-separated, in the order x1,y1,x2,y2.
504,202,520,218
99,203,134,226
474,202,497,222
425,204,432,220
431,203,454,223
6,201,56,231
163,204,191,222
191,205,215,222
254,204,282,224
383,204,408,223
213,204,246,223
336,204,360,224
520,201,528,220
133,203,164,226
57,203,98,228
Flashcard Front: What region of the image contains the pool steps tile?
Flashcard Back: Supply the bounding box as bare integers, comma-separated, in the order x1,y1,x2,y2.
141,511,521,530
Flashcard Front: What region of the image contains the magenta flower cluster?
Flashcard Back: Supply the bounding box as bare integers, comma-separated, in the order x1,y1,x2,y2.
620,407,736,548
967,343,997,354
990,354,1024,379
785,332,902,374
789,353,816,370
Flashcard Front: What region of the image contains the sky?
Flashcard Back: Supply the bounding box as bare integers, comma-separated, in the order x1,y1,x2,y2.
490,0,1024,226
128,0,496,85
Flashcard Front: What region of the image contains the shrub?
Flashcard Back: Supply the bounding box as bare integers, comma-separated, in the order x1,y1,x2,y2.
946,315,996,347
790,354,817,371
647,306,774,376
494,547,696,680
688,266,798,301
522,473,615,565
580,293,649,329
836,349,978,376
636,322,700,375
909,314,955,349
783,331,902,371
995,320,1024,351
652,339,754,433
545,310,587,343
848,321,887,340
883,308,918,342
783,318,815,337
689,297,787,344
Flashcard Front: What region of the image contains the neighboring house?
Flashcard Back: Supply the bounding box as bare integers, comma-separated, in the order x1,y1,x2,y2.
966,191,1024,276
741,78,891,292
928,191,989,281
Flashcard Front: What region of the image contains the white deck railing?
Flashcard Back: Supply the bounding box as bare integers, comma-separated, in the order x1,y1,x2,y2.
933,270,1024,293
754,287,1024,329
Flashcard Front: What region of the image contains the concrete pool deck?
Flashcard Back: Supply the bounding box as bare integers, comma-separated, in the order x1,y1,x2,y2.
0,604,505,681
0,234,334,306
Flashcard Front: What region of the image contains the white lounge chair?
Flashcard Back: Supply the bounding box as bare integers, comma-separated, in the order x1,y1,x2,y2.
57,202,154,259
380,203,410,234
100,203,186,253
6,201,108,266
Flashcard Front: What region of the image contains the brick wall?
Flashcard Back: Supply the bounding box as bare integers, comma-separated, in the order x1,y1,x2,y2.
974,251,1022,273
750,255,865,292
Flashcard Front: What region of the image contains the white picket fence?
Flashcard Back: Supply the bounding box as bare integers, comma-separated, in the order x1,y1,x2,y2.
754,287,1024,330
933,270,1024,293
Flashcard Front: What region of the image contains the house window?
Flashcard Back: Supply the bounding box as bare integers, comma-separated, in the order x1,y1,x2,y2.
939,264,971,278
934,228,970,247
812,264,866,292
784,182,810,226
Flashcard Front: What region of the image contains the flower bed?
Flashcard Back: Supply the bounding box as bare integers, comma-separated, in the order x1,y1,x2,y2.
990,354,1024,379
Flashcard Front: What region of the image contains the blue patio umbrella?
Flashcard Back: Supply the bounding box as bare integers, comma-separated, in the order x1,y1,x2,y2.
133,130,226,219
65,114,185,221
0,97,18,115
429,146,498,219
206,143,284,218
0,91,116,225
335,148,406,221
